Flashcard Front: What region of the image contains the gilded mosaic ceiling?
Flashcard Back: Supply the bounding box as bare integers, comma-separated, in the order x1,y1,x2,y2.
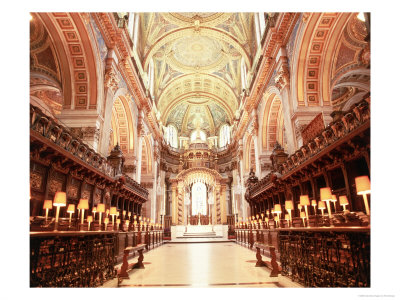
140,13,257,137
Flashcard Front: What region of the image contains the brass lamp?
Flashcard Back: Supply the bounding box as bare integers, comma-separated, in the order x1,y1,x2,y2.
87,215,93,231
274,215,279,228
104,217,109,229
320,188,333,218
92,206,97,221
97,203,105,230
43,200,53,223
331,195,338,212
285,214,290,227
311,200,317,215
110,206,117,230
355,176,370,215
318,200,326,216
300,211,306,227
116,218,121,230
78,198,89,226
53,192,66,231
67,204,75,227
339,195,349,211
300,195,310,224
285,200,294,226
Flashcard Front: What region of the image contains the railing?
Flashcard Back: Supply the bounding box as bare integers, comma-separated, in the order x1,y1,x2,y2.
234,226,370,287
30,231,117,287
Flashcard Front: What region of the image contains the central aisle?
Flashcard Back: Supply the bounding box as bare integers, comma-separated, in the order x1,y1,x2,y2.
103,242,302,288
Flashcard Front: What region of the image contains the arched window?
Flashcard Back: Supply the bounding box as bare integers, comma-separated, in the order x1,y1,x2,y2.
165,124,178,148
190,130,206,142
219,124,231,148
192,182,207,215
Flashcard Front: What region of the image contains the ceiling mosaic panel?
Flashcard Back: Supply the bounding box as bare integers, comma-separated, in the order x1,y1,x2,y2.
139,12,258,138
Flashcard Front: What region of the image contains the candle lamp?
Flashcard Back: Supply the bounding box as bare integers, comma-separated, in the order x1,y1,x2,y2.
318,200,326,216
311,200,317,215
97,203,105,230
256,214,259,220
87,215,93,231
300,195,310,225
67,204,75,227
285,200,294,226
274,204,282,221
320,188,333,218
300,211,306,227
43,200,53,224
274,215,279,228
104,217,109,230
116,219,121,231
110,207,117,230
92,206,97,221
78,199,89,228
285,214,290,227
125,219,130,228
339,195,349,211
298,204,302,213
53,192,66,231
355,176,371,215
123,210,126,218
331,195,338,212
106,209,109,218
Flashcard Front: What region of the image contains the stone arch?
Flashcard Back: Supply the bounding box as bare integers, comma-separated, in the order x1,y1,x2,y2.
244,134,257,173
37,13,99,110
260,86,286,153
110,92,136,155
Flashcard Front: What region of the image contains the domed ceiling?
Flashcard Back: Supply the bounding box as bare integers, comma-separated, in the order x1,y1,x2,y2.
139,13,257,137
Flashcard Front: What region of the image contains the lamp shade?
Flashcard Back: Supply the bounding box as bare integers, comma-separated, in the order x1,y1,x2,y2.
92,206,97,213
355,176,371,195
285,214,290,221
318,201,326,209
311,200,317,206
300,195,310,206
78,198,89,210
116,219,121,224
339,195,349,205
53,192,67,207
300,211,306,218
97,203,105,213
104,217,109,223
298,204,302,210
274,204,282,213
128,212,131,217
67,204,75,213
43,200,53,209
110,207,117,215
320,188,332,201
331,195,337,202
285,200,294,210
87,216,93,222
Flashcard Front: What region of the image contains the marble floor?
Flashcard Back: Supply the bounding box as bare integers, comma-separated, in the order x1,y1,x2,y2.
103,242,303,288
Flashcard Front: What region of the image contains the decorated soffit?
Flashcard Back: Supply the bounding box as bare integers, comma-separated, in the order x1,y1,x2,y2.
139,13,257,137
165,101,230,137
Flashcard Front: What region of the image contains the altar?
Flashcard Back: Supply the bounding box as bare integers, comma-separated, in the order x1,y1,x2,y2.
170,224,229,240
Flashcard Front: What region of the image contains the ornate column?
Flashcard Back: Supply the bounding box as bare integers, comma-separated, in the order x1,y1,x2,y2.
171,181,177,225
136,111,145,183
177,180,184,225
274,49,296,154
215,183,221,224
220,183,227,224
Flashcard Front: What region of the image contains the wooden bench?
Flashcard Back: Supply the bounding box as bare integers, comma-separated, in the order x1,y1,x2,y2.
117,244,146,286
253,242,281,277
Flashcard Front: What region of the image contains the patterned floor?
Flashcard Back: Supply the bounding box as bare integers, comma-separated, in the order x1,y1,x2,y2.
102,242,303,288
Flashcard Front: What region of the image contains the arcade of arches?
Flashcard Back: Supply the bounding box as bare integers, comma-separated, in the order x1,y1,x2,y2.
29,12,371,288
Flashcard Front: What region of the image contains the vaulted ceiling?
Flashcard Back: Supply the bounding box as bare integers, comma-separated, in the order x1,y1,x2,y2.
138,13,258,136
